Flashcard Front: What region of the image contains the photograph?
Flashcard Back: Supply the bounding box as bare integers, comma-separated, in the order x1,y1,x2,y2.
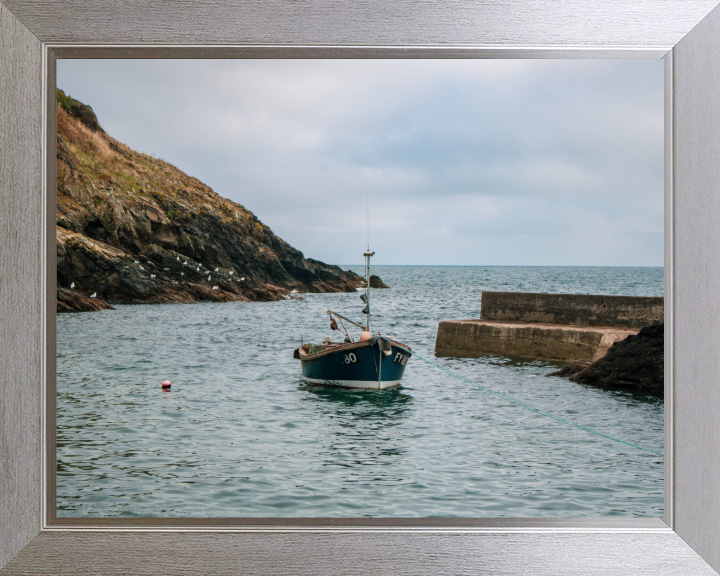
55,58,664,519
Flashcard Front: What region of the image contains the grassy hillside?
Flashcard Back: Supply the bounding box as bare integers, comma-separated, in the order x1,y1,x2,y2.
55,89,362,311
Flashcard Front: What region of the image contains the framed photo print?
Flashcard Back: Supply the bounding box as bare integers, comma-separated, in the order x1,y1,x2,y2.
2,1,720,574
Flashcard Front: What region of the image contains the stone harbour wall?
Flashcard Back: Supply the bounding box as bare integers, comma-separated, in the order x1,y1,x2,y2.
434,291,664,362
480,291,664,328
435,320,639,362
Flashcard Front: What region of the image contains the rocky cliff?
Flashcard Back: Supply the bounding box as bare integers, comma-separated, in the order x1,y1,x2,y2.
55,90,363,311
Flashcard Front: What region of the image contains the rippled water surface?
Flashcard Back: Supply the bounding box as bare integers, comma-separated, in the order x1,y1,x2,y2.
57,266,664,517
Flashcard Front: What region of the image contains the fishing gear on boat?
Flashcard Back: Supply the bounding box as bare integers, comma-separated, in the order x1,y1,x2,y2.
379,336,663,457
326,309,364,330
328,311,353,343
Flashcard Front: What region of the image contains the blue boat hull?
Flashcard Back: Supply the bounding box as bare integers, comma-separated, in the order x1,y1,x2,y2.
296,340,411,389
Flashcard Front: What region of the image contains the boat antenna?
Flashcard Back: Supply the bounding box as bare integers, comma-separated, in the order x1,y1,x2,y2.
362,192,374,332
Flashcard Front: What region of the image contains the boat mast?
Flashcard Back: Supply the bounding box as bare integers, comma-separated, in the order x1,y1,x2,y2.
363,248,374,331
363,192,374,332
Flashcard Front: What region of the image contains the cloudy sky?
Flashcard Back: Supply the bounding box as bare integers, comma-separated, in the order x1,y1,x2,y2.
57,59,663,267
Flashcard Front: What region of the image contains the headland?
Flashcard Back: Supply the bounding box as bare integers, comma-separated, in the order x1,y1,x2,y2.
55,90,364,312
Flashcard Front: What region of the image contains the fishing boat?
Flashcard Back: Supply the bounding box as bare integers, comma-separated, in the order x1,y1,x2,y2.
293,247,412,389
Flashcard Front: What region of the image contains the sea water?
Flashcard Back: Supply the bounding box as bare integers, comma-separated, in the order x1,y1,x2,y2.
57,266,664,517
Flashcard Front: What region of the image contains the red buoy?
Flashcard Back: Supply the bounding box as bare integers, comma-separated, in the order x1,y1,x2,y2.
161,380,172,389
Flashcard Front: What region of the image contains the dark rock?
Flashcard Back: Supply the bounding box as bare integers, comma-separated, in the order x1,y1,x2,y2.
369,275,388,288
55,91,364,312
568,324,664,394
547,360,592,378
57,287,115,313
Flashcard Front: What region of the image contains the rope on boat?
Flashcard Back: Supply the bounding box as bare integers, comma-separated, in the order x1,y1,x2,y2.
380,336,663,457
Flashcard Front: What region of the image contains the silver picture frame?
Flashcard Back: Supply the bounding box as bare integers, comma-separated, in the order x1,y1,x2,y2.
2,1,720,573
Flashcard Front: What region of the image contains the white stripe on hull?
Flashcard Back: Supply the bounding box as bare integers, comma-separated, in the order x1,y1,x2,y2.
303,377,401,389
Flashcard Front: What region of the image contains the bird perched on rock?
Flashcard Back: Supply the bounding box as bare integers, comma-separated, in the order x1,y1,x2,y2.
90,292,96,298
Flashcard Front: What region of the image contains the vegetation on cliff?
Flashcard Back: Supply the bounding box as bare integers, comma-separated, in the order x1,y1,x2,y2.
56,89,363,311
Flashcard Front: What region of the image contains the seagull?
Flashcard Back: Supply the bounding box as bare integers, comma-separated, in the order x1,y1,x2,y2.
150,274,156,278
229,271,234,276
207,276,211,281
212,286,218,290
139,266,144,270
183,261,187,265
291,289,298,294
90,292,96,298
70,282,75,289
196,267,199,272
181,272,184,276
176,256,179,261
240,277,245,281
134,260,139,264
215,268,219,272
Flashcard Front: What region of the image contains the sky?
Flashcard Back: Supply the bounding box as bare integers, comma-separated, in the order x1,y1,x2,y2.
57,59,664,267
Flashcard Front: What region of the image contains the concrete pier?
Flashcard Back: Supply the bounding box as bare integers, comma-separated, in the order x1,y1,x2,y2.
435,292,663,362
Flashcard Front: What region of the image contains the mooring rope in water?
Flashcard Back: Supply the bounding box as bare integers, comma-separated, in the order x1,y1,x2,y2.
380,337,663,457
